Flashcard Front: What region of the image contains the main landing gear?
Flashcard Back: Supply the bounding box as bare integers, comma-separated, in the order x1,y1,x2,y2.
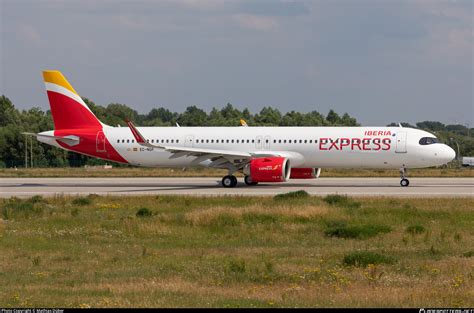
222,175,238,188
221,175,259,187
399,167,409,187
244,175,258,186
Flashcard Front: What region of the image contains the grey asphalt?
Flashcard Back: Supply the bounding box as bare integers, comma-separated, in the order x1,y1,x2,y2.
1,177,473,198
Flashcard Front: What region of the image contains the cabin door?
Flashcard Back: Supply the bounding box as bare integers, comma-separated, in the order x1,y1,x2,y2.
96,131,106,152
395,132,407,153
185,135,194,147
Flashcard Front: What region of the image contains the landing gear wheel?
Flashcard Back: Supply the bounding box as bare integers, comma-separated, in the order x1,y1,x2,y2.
244,175,258,186
222,175,238,188
399,166,409,187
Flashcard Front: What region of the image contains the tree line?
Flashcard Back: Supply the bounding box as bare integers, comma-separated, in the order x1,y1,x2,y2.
0,95,472,168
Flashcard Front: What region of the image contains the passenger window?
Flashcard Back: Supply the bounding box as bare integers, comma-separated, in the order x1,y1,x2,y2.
252,139,255,143
177,140,179,143
247,139,250,143
278,139,281,143
171,139,174,143
266,139,269,143
309,140,312,143
236,140,239,143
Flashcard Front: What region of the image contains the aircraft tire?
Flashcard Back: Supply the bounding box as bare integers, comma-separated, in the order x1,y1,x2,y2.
244,175,258,186
400,178,409,187
222,175,237,188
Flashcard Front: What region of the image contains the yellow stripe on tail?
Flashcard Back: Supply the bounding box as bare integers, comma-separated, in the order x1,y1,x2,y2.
43,70,79,96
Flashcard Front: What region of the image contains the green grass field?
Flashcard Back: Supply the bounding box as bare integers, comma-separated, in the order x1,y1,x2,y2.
0,166,472,177
0,193,473,308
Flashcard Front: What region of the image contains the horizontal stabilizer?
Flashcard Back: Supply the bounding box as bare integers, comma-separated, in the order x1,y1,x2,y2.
22,132,80,146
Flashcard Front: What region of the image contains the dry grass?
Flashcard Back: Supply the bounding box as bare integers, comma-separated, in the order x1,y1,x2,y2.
0,167,472,177
0,195,472,308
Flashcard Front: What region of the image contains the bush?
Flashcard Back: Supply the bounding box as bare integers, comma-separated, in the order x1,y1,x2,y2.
72,197,92,206
323,219,348,228
273,190,309,201
325,224,392,239
32,256,41,266
462,251,474,258
228,259,246,274
323,194,361,208
2,197,46,219
29,195,44,204
242,213,278,225
406,224,426,235
209,214,239,228
136,207,153,218
343,251,395,267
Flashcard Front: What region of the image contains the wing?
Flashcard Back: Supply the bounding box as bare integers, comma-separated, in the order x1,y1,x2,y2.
125,120,281,171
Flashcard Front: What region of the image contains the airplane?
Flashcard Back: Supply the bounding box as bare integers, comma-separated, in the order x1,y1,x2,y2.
24,70,456,188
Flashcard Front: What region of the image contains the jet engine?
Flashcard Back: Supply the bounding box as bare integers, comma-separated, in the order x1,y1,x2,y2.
243,157,291,182
290,167,321,179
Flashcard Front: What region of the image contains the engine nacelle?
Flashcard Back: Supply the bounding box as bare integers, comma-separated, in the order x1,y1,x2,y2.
244,157,291,182
290,168,321,179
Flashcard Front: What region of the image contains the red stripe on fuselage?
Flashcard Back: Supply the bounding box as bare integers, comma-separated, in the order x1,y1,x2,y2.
54,128,129,164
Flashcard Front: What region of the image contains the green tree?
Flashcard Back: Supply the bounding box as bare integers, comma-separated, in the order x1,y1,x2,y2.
178,106,208,126
0,96,20,127
255,107,282,125
341,113,358,126
416,121,446,131
326,110,341,125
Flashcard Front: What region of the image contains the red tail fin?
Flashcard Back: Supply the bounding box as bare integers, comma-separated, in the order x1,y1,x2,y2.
43,70,102,129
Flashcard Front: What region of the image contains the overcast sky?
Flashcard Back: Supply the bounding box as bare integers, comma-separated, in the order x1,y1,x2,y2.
1,0,472,126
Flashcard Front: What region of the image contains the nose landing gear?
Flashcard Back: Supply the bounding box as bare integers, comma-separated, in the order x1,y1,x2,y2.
399,167,409,187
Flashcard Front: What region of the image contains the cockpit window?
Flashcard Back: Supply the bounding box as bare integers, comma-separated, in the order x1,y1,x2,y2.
419,137,440,145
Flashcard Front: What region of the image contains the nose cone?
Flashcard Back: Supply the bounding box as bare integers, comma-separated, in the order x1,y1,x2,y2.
442,144,456,163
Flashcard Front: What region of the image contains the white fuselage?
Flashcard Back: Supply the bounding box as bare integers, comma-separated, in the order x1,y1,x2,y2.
82,126,454,169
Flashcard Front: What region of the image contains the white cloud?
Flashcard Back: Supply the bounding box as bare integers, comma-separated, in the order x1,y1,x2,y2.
414,0,473,61
232,14,278,31
16,24,41,46
174,0,228,11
